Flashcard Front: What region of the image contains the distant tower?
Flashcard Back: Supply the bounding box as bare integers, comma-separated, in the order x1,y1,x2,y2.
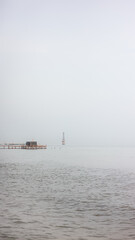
62,132,65,145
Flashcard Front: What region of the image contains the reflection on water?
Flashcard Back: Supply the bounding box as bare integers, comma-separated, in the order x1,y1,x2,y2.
0,147,135,240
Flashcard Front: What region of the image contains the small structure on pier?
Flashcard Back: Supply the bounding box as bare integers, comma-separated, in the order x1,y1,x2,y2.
26,141,37,147
21,141,46,149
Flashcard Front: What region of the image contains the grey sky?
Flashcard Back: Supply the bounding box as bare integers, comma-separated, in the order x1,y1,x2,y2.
1,0,135,146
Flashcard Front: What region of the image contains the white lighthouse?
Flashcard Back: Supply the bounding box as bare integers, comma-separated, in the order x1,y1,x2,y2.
62,132,65,145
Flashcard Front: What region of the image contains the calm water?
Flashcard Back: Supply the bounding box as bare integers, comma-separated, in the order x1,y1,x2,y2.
0,146,135,240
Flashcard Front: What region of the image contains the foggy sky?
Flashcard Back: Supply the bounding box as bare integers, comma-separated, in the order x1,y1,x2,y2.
1,0,135,146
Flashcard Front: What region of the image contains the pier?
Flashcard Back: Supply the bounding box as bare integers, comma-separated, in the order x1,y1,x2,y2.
0,141,47,150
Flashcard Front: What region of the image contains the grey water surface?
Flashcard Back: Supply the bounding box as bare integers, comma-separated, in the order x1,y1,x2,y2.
0,147,135,240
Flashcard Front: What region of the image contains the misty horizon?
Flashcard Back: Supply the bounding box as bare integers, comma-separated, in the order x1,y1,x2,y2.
1,0,135,146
